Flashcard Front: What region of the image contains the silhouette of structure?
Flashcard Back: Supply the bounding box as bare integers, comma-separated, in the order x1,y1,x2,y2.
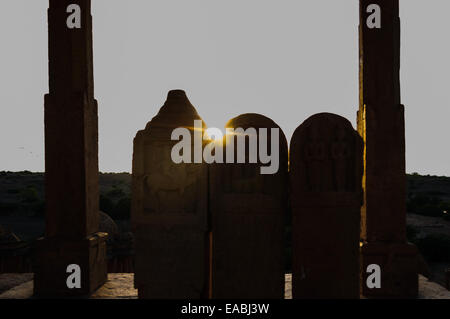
34,0,107,297
358,0,418,297
131,90,209,299
22,0,421,299
291,113,363,299
210,114,287,298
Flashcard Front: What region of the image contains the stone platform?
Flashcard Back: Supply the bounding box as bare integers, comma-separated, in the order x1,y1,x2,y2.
0,273,449,299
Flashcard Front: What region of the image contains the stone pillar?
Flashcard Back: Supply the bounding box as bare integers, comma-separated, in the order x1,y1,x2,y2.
34,0,107,297
358,0,418,298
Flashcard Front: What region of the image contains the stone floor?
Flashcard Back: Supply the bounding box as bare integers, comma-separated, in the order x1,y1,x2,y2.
0,273,449,299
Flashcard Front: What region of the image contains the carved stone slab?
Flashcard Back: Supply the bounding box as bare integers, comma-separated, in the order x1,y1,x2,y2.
290,113,363,299
131,90,208,299
210,114,288,298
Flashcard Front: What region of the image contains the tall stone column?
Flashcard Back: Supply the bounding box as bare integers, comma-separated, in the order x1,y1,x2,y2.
34,0,107,297
358,0,418,298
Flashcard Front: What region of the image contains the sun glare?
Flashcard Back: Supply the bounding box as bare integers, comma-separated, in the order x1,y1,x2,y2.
204,127,224,143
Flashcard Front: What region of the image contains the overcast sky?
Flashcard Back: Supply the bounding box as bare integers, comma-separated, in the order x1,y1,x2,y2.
0,0,449,175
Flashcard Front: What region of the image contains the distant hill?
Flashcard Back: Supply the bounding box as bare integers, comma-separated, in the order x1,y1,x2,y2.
0,171,131,219
1,171,449,285
406,173,450,220
407,173,450,203
1,171,450,218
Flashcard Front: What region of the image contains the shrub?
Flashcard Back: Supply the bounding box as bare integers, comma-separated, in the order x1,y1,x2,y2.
20,186,39,203
99,194,114,214
415,234,450,262
106,186,126,199
406,225,418,242
32,200,45,217
111,197,131,220
0,202,17,215
407,195,449,218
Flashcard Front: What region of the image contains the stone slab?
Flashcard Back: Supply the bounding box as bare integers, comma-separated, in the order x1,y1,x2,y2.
210,114,288,299
290,113,363,299
131,90,209,299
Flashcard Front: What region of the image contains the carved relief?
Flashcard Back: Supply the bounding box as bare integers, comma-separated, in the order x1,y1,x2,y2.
331,125,352,191
142,144,201,214
304,125,327,191
223,162,264,194
293,116,359,193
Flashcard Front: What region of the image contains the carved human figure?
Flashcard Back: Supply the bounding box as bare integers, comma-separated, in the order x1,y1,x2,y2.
143,145,199,214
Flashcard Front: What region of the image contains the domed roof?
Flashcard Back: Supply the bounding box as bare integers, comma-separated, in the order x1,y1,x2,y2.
99,211,119,238
143,90,206,133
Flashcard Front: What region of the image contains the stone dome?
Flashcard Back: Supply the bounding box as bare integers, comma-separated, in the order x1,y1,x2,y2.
99,211,119,238
0,224,21,243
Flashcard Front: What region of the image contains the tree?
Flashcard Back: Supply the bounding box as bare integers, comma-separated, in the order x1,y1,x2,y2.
99,194,114,214
20,186,39,203
111,197,131,220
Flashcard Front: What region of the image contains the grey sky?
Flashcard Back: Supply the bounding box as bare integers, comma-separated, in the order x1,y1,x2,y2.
0,1,449,175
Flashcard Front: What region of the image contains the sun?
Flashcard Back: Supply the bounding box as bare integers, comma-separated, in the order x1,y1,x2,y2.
204,127,225,143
